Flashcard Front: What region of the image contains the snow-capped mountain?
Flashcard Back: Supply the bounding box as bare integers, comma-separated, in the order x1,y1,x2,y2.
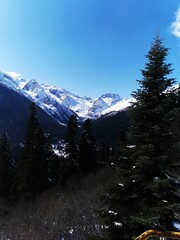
1,72,75,124
87,94,123,118
0,72,20,90
102,98,134,116
0,71,132,123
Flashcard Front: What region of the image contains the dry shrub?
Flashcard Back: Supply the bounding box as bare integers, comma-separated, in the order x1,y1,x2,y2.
0,167,117,240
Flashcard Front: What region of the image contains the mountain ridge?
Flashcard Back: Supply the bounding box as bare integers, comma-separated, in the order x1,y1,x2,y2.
0,83,66,152
4,71,132,123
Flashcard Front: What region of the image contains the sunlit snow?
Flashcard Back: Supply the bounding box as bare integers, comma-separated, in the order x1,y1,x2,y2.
0,70,133,121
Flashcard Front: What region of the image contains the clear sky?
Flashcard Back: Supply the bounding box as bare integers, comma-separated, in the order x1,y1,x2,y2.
0,0,180,98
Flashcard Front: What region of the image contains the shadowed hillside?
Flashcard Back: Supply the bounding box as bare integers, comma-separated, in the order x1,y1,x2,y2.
0,84,66,151
93,110,129,147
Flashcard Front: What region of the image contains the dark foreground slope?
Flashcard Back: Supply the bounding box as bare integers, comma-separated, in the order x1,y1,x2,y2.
93,110,129,146
0,84,66,150
0,167,118,240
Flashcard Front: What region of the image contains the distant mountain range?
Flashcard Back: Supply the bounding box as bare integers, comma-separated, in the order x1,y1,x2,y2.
3,71,133,123
0,71,132,150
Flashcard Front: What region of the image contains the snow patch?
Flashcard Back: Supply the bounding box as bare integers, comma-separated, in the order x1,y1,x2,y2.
109,210,118,215
102,98,134,115
6,71,22,79
173,222,180,230
113,222,122,227
118,183,124,187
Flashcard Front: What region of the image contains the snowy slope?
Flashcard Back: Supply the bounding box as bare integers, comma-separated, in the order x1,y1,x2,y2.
42,83,94,118
88,94,124,118
0,71,21,90
1,71,132,122
1,72,74,124
22,80,75,124
102,98,134,115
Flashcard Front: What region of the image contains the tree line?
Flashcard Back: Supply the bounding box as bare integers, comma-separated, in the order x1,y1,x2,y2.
0,104,110,200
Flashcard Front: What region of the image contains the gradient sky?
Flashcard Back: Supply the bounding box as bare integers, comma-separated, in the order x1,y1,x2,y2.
0,0,180,98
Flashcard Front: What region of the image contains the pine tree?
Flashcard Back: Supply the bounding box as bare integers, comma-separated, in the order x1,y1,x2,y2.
11,103,52,198
78,119,97,172
167,85,180,181
101,36,180,239
0,133,13,198
97,141,110,166
64,115,79,174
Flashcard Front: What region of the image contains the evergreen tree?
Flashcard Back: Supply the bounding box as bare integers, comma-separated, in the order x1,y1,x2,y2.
97,141,110,166
11,103,53,198
167,85,180,181
64,115,79,174
78,119,97,172
101,36,180,239
0,133,13,198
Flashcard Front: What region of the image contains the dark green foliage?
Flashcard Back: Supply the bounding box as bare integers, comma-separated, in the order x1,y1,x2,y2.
93,110,129,147
0,133,13,198
11,103,53,198
0,84,66,153
167,85,180,181
48,153,61,184
97,141,110,165
102,36,180,239
65,115,79,174
78,119,97,172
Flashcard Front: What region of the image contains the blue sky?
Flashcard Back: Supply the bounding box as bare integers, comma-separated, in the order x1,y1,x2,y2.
0,0,180,98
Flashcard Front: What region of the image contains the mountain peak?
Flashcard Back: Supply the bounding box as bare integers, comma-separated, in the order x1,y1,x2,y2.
99,93,122,107
5,71,28,88
0,71,20,90
5,71,22,79
23,79,41,92
0,70,131,121
100,93,121,98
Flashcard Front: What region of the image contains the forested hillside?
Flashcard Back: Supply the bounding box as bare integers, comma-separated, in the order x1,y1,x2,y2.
0,84,66,150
